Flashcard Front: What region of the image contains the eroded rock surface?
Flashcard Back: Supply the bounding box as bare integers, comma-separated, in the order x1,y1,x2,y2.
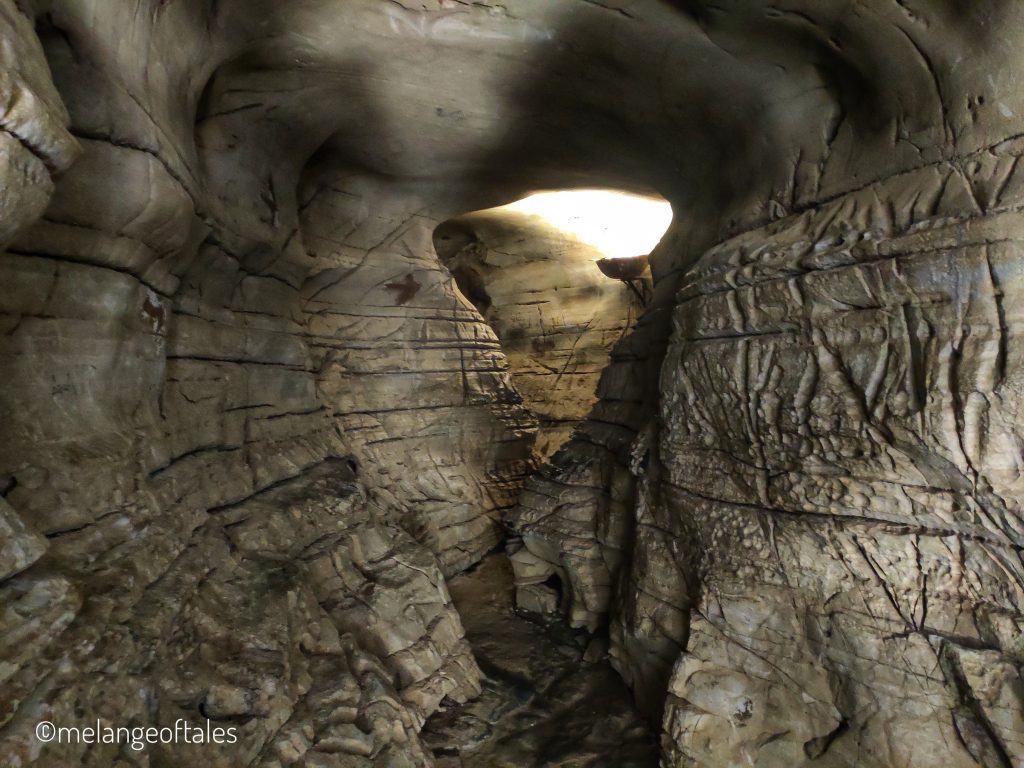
1,460,479,767
435,209,643,459
650,154,1024,768
2,0,1024,766
301,177,537,576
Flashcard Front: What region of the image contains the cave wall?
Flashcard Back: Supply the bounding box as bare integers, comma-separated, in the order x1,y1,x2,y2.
300,176,536,576
0,1,533,764
500,2,1024,765
435,209,643,460
650,151,1024,767
2,0,1024,766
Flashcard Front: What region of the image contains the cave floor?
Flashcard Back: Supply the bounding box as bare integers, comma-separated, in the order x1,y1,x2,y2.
422,554,659,768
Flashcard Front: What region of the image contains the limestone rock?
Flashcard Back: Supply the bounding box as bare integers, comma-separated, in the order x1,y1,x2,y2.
515,584,559,615
0,497,46,580
630,154,1024,766
3,0,1024,765
436,209,642,459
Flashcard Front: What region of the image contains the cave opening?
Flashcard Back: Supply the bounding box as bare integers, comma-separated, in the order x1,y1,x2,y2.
433,188,673,462
541,572,563,604
420,189,674,765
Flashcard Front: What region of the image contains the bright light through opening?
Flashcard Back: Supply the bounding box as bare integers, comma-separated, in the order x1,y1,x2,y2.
502,190,672,260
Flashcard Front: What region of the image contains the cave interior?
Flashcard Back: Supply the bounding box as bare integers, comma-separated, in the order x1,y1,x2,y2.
2,1,1024,767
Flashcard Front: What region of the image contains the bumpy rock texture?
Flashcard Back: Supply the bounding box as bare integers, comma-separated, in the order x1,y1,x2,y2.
653,157,1024,767
2,0,1024,766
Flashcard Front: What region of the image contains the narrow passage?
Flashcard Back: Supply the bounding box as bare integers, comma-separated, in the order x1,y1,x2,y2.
423,555,658,767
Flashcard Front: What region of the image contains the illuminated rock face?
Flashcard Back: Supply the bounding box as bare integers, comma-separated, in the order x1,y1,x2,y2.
435,208,648,459
2,0,1024,766
300,178,537,577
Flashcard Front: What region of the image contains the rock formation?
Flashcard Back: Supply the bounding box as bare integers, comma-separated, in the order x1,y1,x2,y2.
435,207,644,459
1,0,1023,766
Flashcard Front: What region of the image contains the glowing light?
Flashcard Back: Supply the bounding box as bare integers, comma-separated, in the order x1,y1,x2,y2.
501,190,672,259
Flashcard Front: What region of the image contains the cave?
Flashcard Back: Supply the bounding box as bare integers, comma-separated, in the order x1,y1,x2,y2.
1,1,1023,767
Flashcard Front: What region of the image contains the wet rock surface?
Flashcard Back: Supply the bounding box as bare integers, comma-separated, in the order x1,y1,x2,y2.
422,554,658,768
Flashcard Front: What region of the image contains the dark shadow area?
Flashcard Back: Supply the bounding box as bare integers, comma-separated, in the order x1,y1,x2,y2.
422,555,659,768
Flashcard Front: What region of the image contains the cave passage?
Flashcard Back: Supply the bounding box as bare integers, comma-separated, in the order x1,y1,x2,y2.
420,189,671,766
3,1,1024,767
434,189,670,460
422,554,659,768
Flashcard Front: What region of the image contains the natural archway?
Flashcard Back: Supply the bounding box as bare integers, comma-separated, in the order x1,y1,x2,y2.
434,189,672,458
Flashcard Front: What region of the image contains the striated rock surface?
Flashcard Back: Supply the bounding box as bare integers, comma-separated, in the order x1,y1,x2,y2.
1,460,479,767
3,0,1024,765
650,152,1024,768
302,178,537,577
0,2,537,764
499,3,1024,766
435,209,643,459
